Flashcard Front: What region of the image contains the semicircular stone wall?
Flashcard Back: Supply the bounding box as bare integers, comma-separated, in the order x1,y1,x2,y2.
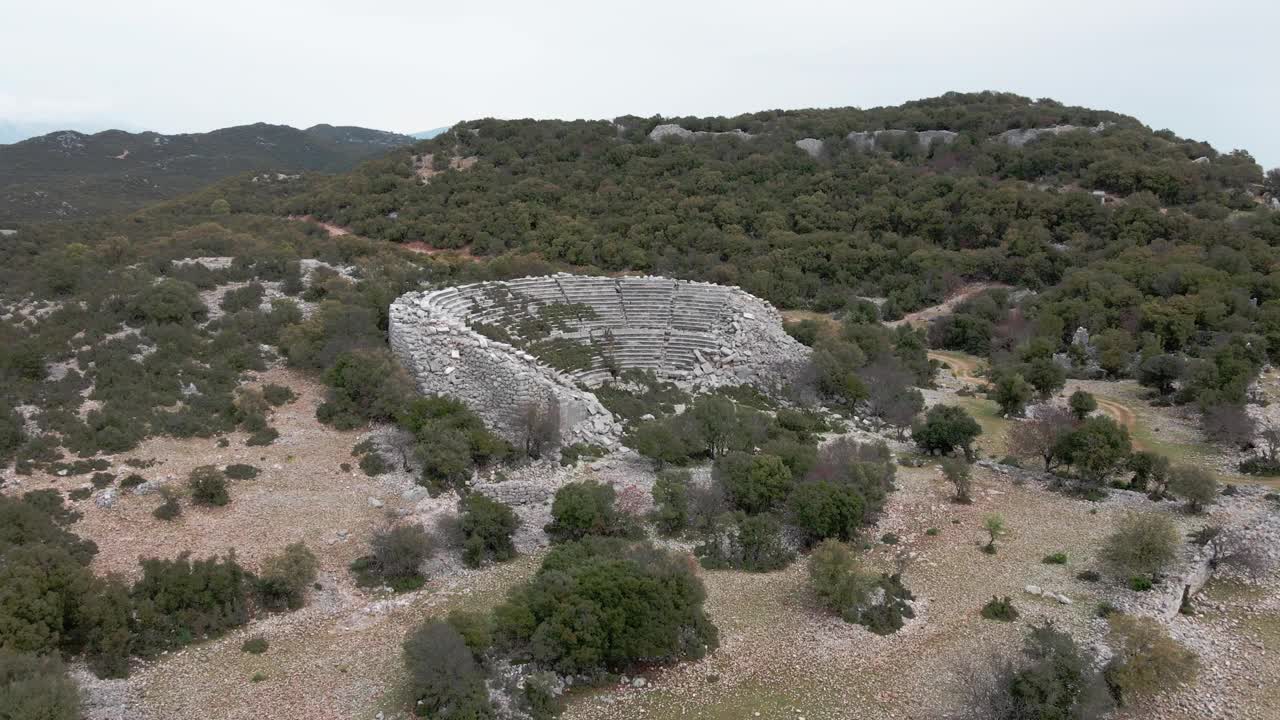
389,273,810,448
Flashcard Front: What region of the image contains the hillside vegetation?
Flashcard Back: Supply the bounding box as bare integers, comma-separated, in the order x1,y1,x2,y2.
0,123,414,222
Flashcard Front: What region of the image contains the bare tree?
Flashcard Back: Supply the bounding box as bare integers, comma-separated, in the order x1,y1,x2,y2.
1007,406,1076,472
517,395,561,459
1201,404,1256,449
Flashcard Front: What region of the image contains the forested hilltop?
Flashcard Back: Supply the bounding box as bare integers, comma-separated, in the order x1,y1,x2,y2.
0,123,414,222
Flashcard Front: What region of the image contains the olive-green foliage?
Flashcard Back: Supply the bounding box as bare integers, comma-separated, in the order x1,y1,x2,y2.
0,649,82,720
716,452,794,515
241,637,269,654
544,480,635,543
789,481,865,542
492,538,718,676
0,493,98,564
1101,513,1180,581
445,609,494,660
807,540,914,634
459,494,519,567
981,596,1019,621
129,552,250,658
224,463,258,480
941,458,973,503
993,372,1034,417
1068,390,1097,420
913,405,982,460
1104,614,1199,705
398,396,511,493
316,350,413,430
1167,464,1218,513
255,542,318,611
403,621,495,720
354,524,435,591
220,283,265,313
696,512,794,572
188,465,230,506
128,278,207,326
999,623,1114,720
804,438,897,523
651,469,691,535
1054,416,1131,488
152,489,182,521
261,383,297,406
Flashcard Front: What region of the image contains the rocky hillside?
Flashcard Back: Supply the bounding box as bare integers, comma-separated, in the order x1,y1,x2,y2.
0,123,414,222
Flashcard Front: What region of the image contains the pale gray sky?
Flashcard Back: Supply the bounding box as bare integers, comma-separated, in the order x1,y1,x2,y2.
2,0,1277,167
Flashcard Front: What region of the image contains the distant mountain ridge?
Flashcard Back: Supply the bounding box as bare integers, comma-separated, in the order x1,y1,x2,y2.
411,127,450,140
0,122,415,222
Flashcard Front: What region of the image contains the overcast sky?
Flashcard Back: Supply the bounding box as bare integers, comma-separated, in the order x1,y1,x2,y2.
2,0,1276,167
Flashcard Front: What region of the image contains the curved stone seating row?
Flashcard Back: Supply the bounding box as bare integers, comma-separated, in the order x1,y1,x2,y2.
389,274,811,448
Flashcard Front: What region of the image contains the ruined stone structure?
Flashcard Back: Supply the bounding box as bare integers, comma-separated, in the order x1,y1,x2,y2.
389,274,809,449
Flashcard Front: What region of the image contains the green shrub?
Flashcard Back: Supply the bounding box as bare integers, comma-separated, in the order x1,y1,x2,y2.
1076,569,1102,582
913,405,982,460
881,532,900,545
1128,575,1154,592
245,428,279,446
696,512,794,572
925,527,940,536
651,469,691,536
1102,513,1180,582
255,542,318,611
445,609,493,660
544,480,635,543
1104,614,1199,706
316,350,413,430
789,480,864,542
130,552,250,657
358,451,388,477
1096,601,1119,618
261,383,297,406
403,621,494,719
152,490,182,521
492,537,718,677
459,494,519,568
980,596,1019,621
120,473,146,489
69,487,92,501
558,442,606,466
999,624,1114,718
352,524,434,591
188,466,229,507
224,463,259,480
1042,552,1068,565
717,452,794,515
90,472,116,489
807,540,914,634
241,637,269,654
0,650,82,720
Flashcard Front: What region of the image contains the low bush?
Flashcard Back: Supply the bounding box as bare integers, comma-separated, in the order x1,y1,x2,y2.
544,480,636,543
696,512,794,572
90,472,116,489
358,451,388,477
808,540,915,634
130,552,250,657
262,383,297,406
120,473,146,489
1105,614,1199,705
188,466,229,506
224,463,258,480
651,469,691,535
458,494,519,568
980,596,1019,621
403,621,495,719
255,542,318,611
152,489,182,520
559,442,606,466
1042,552,1068,565
246,428,279,446
1128,575,1154,592
0,650,82,720
1076,569,1102,582
352,524,434,592
445,609,494,661
241,637,269,654
1102,513,1180,582
492,537,718,677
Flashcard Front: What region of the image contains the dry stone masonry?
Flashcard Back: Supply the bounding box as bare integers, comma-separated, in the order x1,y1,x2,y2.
389,274,810,448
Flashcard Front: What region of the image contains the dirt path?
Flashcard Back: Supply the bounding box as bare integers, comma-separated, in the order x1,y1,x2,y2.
885,283,1011,329
1093,395,1145,450
928,350,985,384
287,215,351,237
